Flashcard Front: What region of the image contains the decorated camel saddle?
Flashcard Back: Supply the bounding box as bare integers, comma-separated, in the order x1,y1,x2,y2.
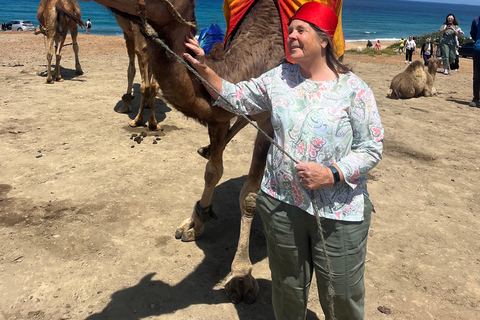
223,0,345,61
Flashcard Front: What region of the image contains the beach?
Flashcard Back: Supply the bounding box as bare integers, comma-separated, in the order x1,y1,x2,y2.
1,32,479,320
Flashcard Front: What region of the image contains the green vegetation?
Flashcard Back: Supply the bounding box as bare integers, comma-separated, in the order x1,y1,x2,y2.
346,31,473,56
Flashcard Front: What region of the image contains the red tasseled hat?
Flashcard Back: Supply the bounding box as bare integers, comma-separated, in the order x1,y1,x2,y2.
289,2,338,37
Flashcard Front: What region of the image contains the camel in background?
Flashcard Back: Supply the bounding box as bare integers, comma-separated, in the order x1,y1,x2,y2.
387,58,438,99
35,0,84,84
114,13,160,130
92,0,343,304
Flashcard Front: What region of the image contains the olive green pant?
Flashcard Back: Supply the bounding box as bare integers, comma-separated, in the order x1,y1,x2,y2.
256,191,372,320
441,42,456,68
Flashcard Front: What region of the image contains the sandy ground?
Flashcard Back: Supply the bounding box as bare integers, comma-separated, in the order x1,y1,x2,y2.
1,31,479,320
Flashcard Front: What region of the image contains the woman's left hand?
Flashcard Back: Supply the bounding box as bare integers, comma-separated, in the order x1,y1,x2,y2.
184,33,206,69
296,162,334,190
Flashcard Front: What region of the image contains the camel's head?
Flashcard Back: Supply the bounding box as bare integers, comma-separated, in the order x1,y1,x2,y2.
34,25,45,35
427,57,438,77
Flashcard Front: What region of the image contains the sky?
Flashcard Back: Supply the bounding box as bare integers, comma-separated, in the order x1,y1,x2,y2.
408,0,480,5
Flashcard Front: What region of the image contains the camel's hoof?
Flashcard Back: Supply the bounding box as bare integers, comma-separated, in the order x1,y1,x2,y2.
56,78,64,82
175,228,197,242
229,292,241,304
225,274,259,305
244,291,257,305
197,146,210,160
75,70,84,75
174,229,183,240
45,80,54,84
129,120,143,128
146,121,161,131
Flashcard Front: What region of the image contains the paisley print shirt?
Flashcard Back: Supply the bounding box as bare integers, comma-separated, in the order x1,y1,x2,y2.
214,63,384,221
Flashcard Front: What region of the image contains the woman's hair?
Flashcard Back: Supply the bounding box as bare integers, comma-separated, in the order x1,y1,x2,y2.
444,13,459,26
311,24,351,76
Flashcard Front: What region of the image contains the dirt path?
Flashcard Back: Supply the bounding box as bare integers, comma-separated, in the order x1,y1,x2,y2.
0,32,479,320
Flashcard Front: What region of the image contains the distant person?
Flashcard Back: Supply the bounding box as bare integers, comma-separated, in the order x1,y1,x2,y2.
420,38,434,66
375,40,381,51
439,13,464,75
405,35,416,64
398,37,405,54
86,19,92,35
470,15,480,108
366,40,373,48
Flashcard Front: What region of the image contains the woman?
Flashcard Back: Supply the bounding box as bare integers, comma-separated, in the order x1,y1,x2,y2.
184,2,384,319
398,37,405,54
421,38,434,66
405,35,416,63
375,40,381,51
440,13,464,75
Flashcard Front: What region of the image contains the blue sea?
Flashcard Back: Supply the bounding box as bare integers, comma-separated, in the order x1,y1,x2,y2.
1,0,480,41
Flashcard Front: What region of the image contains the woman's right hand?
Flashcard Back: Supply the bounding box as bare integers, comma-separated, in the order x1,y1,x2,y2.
184,33,206,70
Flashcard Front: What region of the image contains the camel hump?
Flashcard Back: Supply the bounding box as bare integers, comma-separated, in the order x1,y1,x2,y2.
55,2,85,28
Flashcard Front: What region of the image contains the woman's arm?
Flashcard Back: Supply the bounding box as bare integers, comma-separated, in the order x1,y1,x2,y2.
334,81,384,190
184,33,271,115
439,24,448,34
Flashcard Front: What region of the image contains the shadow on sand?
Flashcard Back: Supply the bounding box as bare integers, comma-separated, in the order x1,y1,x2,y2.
114,83,172,126
37,64,84,82
85,176,320,320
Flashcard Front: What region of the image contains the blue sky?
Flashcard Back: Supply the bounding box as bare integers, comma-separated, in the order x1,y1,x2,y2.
408,0,480,5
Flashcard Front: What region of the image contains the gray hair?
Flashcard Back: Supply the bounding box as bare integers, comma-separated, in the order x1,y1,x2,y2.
310,24,352,76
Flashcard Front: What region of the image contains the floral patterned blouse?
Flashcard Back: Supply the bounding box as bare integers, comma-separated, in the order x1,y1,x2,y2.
214,63,384,221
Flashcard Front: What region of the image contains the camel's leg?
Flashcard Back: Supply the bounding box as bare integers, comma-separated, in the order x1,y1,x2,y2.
45,35,55,84
129,51,147,128
70,26,83,75
54,34,67,82
145,74,160,131
225,116,272,305
118,33,136,114
197,117,249,159
175,122,229,241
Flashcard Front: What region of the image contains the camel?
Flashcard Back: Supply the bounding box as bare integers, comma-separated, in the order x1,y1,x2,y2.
92,0,342,304
387,58,438,99
114,13,160,130
35,0,84,84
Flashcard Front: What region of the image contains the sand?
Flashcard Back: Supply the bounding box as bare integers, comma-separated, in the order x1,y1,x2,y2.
1,31,479,320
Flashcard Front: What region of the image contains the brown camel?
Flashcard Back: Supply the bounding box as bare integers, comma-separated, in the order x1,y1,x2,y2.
93,0,342,304
35,0,85,84
114,13,161,130
387,58,438,99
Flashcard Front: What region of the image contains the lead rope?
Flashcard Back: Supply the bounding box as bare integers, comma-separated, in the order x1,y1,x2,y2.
135,1,335,318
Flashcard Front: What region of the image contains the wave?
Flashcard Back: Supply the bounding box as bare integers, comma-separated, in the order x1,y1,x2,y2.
364,32,376,34
345,38,401,42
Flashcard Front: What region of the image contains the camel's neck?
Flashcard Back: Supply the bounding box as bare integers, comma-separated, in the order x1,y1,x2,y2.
146,0,285,122
428,63,437,77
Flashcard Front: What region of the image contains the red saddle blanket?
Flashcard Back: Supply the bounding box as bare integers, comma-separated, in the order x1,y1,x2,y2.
223,0,345,62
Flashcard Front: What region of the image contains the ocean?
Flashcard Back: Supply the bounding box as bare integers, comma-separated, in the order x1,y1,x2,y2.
1,0,480,41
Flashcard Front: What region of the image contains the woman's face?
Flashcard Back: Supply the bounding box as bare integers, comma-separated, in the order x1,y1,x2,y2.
409,36,413,40
447,15,454,23
287,20,326,64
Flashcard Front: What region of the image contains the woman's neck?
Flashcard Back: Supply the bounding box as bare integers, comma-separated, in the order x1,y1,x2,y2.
299,59,337,82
